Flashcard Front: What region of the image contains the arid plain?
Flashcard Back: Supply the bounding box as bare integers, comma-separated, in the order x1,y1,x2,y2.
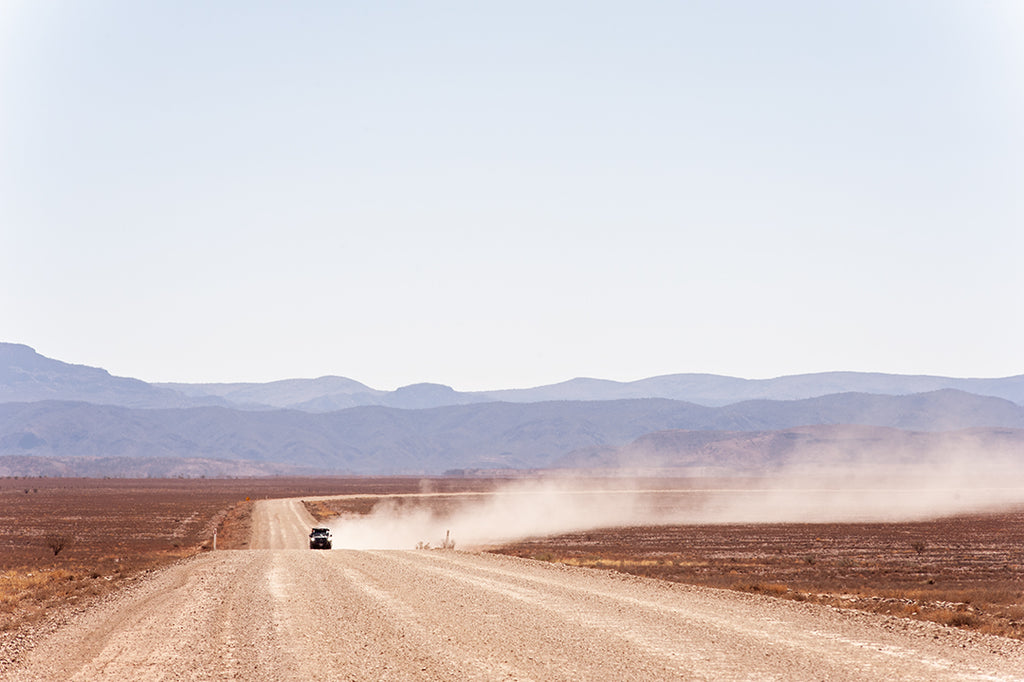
3,476,1024,679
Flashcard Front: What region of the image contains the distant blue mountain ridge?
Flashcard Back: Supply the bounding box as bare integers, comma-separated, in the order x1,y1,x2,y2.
2,343,1020,410
2,342,1022,476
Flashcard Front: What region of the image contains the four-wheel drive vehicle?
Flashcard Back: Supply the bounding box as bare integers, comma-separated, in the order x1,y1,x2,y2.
309,527,332,549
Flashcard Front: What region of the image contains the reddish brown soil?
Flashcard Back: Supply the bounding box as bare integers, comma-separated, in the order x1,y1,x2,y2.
8,477,1024,642
492,510,1024,639
302,482,1024,639
0,476,495,632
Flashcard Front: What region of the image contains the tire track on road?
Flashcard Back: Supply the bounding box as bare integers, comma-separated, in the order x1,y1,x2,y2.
388,549,1020,681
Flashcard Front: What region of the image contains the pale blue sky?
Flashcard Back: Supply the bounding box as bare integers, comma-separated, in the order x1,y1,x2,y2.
1,1,1022,390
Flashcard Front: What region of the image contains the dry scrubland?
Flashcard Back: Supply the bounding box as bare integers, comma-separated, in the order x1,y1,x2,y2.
495,514,1024,640
307,485,1024,641
4,476,1024,646
0,476,497,635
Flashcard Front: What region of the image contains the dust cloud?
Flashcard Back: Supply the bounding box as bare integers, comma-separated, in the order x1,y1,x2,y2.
328,480,650,550
327,463,1024,551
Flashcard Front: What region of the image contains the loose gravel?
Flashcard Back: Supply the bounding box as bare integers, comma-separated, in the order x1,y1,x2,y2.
4,499,1024,680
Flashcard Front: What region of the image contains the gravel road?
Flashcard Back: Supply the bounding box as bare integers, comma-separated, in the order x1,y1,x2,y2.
7,498,1024,681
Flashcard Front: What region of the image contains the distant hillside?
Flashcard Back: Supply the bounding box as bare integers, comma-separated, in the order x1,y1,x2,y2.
159,376,384,410
3,342,1023,477
0,343,219,409
481,372,1024,407
0,455,315,478
558,424,1024,475
167,371,1024,411
6,343,1023,411
157,380,491,411
2,390,1022,476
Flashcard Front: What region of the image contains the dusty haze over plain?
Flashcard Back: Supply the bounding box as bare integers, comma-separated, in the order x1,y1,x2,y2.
1,2,1021,390
329,468,1024,550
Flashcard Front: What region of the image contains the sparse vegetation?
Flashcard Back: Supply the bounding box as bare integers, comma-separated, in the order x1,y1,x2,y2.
3,476,481,635
490,510,1024,641
8,478,1024,648
299,482,1024,640
44,535,72,557
416,532,457,551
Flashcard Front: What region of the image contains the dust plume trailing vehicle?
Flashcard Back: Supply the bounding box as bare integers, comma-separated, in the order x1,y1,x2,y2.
308,527,332,549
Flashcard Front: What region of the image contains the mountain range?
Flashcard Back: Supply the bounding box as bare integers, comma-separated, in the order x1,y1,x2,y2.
1,342,1022,477
5,343,1024,411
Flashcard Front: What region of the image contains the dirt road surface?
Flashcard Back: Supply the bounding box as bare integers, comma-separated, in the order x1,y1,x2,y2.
7,498,1024,681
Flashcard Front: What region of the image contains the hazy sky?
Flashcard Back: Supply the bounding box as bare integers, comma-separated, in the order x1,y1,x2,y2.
1,1,1021,390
